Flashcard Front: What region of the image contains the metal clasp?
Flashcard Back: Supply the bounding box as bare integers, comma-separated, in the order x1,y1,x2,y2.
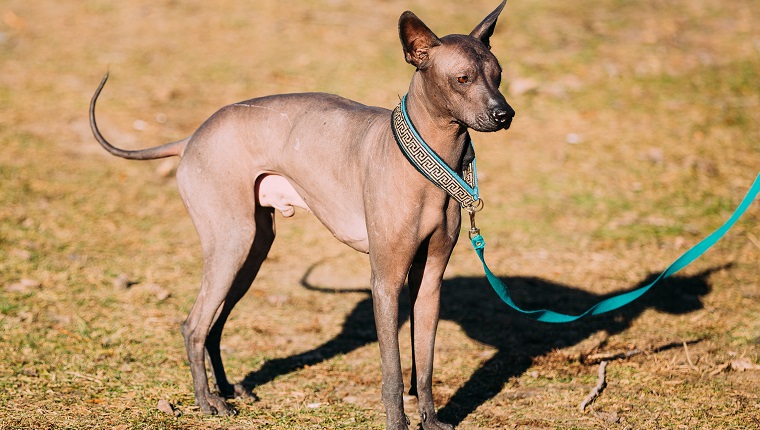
466,199,484,240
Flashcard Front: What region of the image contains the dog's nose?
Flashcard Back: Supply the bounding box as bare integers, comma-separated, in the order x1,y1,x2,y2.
491,107,514,127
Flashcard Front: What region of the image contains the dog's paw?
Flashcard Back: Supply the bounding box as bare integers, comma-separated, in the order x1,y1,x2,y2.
421,420,454,430
422,421,454,430
233,383,259,400
201,394,238,416
386,413,411,430
420,411,454,430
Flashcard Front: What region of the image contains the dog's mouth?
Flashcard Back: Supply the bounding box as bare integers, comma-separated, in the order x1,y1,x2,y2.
496,115,513,130
468,114,512,132
462,103,514,132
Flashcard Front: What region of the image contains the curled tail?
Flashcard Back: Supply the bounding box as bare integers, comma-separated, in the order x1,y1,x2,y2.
90,73,188,160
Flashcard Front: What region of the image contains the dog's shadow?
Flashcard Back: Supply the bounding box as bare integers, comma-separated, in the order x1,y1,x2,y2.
241,263,723,426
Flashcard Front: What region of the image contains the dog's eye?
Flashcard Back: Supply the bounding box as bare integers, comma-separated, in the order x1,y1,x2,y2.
457,75,469,84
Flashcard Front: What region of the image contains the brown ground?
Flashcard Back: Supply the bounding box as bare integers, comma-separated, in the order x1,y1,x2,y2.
1,0,759,428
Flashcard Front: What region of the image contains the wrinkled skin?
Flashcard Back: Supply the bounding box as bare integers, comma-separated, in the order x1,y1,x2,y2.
89,2,513,429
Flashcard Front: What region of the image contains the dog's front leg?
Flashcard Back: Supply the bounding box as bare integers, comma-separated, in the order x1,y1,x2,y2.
371,271,409,429
408,237,455,430
370,255,413,430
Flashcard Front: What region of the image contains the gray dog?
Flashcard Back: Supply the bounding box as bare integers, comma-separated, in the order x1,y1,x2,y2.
90,2,513,429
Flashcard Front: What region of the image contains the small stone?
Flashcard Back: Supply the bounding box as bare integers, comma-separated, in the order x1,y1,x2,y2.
112,273,131,290
267,294,289,306
145,283,171,301
644,147,664,164
5,278,41,293
594,410,620,424
10,248,33,261
565,133,582,144
731,358,760,372
157,399,180,416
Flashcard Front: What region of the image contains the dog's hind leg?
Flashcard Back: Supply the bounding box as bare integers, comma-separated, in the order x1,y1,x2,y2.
177,162,275,415
204,205,275,400
181,237,254,414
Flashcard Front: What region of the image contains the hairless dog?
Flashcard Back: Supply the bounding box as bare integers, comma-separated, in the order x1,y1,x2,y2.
90,2,513,428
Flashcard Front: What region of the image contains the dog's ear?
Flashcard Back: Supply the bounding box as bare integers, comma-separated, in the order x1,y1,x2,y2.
469,0,507,49
399,11,441,69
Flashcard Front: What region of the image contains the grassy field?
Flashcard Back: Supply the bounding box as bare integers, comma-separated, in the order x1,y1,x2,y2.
1,0,759,428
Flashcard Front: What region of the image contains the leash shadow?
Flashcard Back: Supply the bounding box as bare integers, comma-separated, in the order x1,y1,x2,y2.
435,264,724,425
239,263,725,425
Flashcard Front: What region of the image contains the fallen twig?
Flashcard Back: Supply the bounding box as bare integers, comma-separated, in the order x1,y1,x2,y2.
580,360,608,413
585,348,643,363
683,341,698,371
747,233,760,250
584,338,705,364
709,361,731,376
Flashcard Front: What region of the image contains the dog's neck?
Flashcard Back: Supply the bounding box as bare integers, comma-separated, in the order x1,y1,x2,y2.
405,76,470,171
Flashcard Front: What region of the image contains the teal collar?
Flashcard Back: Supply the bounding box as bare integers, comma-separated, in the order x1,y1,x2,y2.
391,94,481,209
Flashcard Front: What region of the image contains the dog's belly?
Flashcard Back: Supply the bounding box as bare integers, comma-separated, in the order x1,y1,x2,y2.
256,173,369,253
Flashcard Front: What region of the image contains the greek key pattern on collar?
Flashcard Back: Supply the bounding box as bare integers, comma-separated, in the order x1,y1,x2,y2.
391,102,478,208
463,163,475,190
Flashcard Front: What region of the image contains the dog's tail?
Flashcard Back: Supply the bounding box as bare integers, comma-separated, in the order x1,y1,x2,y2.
90,73,188,160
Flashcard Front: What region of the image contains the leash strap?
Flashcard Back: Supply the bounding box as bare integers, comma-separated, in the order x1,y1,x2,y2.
391,94,480,208
471,173,760,323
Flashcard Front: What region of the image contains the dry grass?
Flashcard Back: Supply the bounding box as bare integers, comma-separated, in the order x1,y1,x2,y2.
1,0,759,428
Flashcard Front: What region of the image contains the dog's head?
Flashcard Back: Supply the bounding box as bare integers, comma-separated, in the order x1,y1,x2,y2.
399,0,514,132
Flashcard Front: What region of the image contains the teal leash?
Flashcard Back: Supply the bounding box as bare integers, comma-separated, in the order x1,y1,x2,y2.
469,172,760,323
391,93,760,323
